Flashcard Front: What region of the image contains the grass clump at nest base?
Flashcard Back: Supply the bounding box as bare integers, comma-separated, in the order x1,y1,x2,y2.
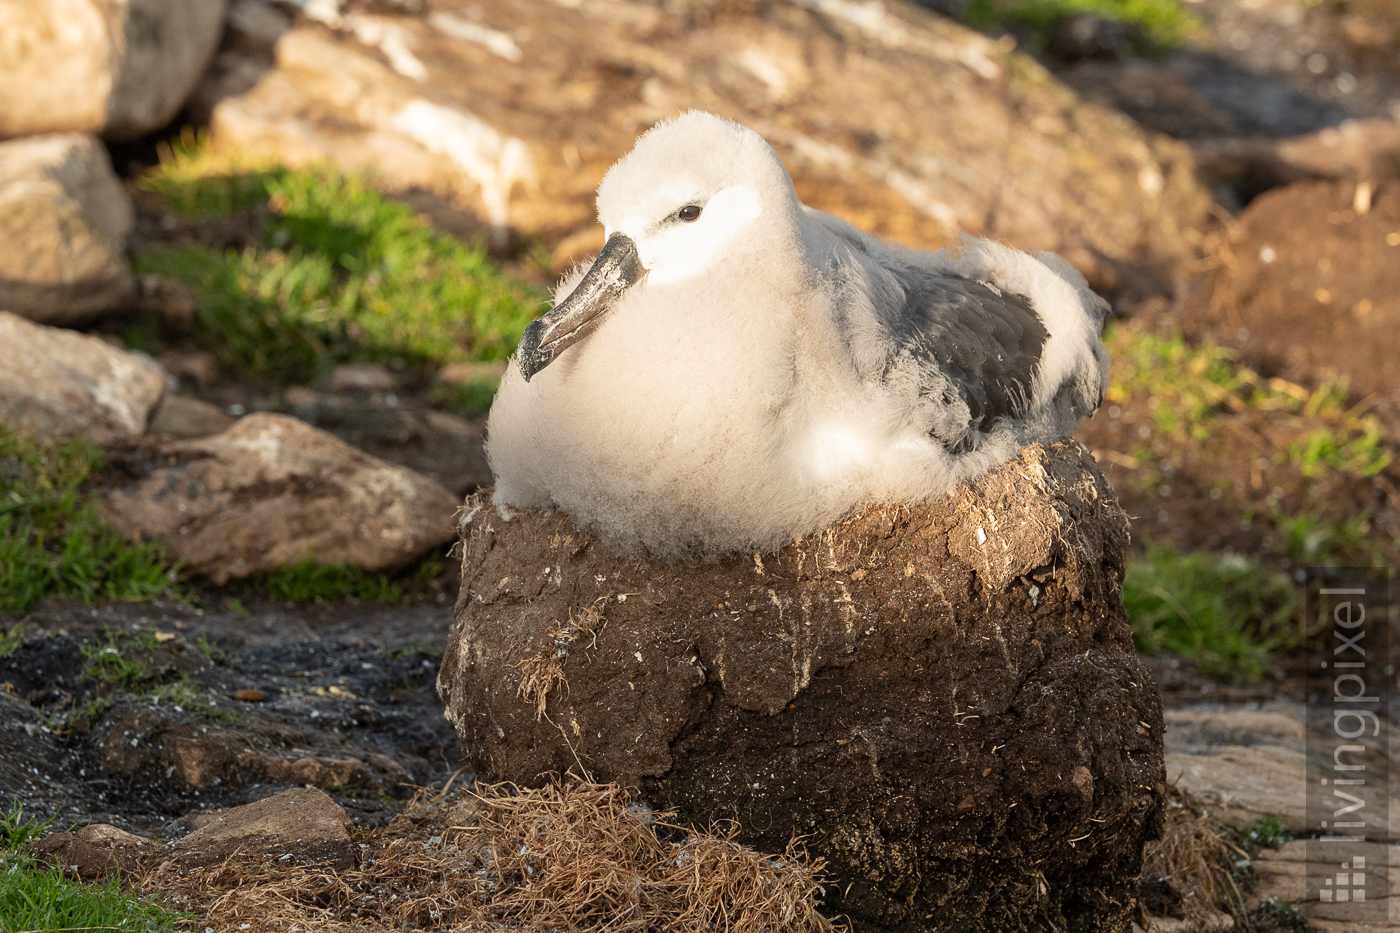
1124,546,1299,683
135,132,545,396
0,423,177,613
141,777,842,933
237,555,451,604
0,800,182,933
966,0,1206,50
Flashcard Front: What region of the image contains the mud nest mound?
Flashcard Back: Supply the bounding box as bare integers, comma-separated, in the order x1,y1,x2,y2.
439,441,1167,932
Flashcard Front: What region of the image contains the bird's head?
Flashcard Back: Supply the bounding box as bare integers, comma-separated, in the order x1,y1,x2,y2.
516,112,800,381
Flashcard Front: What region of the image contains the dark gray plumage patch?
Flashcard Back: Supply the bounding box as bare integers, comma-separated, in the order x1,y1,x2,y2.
884,269,1048,452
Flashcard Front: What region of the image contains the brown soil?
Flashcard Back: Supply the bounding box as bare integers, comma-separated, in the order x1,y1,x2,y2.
0,596,464,836
1190,179,1400,404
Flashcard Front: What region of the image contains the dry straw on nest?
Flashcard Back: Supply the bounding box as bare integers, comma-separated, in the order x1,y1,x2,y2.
139,777,841,932
515,598,609,720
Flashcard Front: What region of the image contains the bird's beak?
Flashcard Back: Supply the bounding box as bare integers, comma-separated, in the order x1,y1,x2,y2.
516,233,644,381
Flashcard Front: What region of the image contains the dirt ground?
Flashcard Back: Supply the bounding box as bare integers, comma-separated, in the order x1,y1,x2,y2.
0,594,466,836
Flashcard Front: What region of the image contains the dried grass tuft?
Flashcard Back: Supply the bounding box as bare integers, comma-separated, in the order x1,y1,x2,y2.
1140,784,1247,925
134,777,841,933
664,824,837,932
515,598,609,720
515,652,566,719
548,598,608,648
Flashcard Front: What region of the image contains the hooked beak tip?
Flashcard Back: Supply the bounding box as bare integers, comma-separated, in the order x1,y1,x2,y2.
513,232,644,381
517,320,548,382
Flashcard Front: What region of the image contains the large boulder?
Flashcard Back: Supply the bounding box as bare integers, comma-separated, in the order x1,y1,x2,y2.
0,0,229,140
0,311,165,443
0,134,135,323
200,0,1213,291
100,412,460,582
438,442,1165,931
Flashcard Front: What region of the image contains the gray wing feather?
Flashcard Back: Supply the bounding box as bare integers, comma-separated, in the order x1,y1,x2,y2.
811,214,1052,452
883,269,1048,452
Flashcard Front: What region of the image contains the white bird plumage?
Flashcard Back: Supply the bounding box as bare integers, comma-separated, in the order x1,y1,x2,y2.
487,112,1109,557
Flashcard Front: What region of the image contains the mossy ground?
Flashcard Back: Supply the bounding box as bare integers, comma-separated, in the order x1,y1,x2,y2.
966,0,1207,51
0,424,176,614
133,132,544,401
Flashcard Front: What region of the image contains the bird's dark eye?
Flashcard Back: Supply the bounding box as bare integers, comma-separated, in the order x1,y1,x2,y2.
678,205,702,222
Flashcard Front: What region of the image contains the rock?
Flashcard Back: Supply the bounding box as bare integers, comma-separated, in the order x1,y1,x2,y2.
1164,703,1399,840
225,0,293,57
87,701,249,795
30,824,167,880
1249,839,1400,930
1191,179,1400,402
146,394,235,439
199,0,1213,292
0,311,165,443
282,393,492,496
157,349,220,387
136,274,198,331
1167,738,1308,835
325,362,397,393
0,0,229,140
0,134,135,323
1193,117,1400,200
170,786,354,869
99,412,459,582
85,699,413,803
1048,15,1139,62
438,441,1165,930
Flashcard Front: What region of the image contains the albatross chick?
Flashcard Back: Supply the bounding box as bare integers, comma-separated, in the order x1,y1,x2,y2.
487,112,1109,556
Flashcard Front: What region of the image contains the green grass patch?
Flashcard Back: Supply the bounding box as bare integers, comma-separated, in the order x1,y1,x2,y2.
1105,328,1254,442
966,0,1206,50
80,635,152,692
0,800,54,852
1271,511,1372,564
1244,814,1289,848
1105,328,1391,479
1286,424,1390,479
0,424,177,613
1124,546,1299,682
74,631,241,724
0,625,21,660
40,695,114,738
148,675,242,724
136,132,544,392
244,555,449,604
255,559,406,603
0,858,181,933
0,799,183,933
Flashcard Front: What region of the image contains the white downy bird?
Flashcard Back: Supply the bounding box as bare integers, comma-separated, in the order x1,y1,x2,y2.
486,112,1109,557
